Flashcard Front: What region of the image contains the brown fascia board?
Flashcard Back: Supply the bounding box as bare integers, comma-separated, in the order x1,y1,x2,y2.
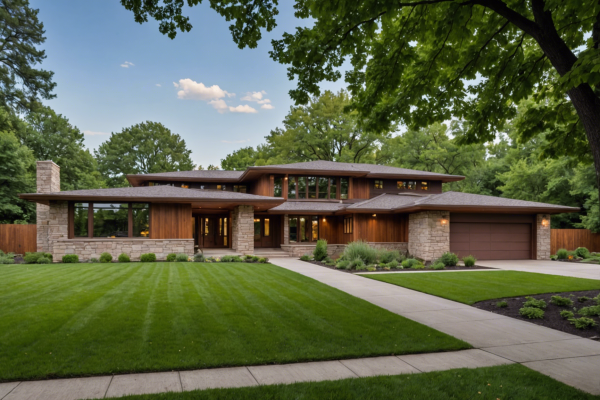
393,204,580,215
126,175,241,186
365,173,465,182
238,167,370,181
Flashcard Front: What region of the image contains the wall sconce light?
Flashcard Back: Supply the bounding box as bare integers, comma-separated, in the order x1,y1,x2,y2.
440,218,448,226
372,214,377,217
541,218,549,228
322,217,326,222
284,176,288,180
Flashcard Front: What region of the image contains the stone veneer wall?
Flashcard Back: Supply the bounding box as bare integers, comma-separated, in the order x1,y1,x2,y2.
231,205,254,255
52,239,194,262
536,214,551,260
283,214,289,245
36,161,61,252
408,211,450,262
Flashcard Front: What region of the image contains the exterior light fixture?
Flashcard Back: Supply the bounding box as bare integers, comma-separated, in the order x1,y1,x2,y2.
372,214,377,217
541,218,549,227
323,217,326,222
440,218,448,226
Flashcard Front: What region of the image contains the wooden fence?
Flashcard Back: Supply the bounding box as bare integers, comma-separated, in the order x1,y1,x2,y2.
0,224,37,254
551,229,600,254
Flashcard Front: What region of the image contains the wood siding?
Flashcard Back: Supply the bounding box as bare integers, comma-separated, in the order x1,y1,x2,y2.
352,178,370,199
551,229,600,254
354,213,409,242
150,203,193,239
0,224,37,254
250,174,272,196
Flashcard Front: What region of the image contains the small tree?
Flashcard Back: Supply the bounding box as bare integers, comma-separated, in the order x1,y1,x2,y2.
313,239,328,261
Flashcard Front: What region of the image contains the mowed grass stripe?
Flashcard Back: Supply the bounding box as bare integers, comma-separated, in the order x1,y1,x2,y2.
0,262,469,381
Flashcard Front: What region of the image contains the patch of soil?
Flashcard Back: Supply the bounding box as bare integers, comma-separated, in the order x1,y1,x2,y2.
473,290,600,339
304,260,495,273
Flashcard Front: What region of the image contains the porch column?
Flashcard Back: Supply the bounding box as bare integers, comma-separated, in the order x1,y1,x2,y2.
36,161,61,253
283,214,289,245
408,211,450,262
536,214,551,260
232,205,254,255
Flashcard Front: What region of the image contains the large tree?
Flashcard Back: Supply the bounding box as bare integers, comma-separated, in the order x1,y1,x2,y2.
95,121,195,187
0,0,55,114
121,0,600,197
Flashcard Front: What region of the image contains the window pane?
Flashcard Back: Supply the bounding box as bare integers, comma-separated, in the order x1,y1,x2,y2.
307,177,317,199
300,217,307,241
318,177,328,199
298,177,307,199
93,203,129,238
289,217,297,242
264,218,270,236
408,181,416,190
288,177,297,198
223,218,228,246
254,218,261,240
204,218,209,235
329,178,337,199
132,203,149,237
311,216,318,241
397,181,406,189
421,181,429,190
274,177,283,197
340,178,349,199
73,203,88,237
374,180,383,189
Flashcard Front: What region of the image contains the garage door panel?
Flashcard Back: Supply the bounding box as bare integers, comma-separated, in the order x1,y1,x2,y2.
451,243,472,252
450,224,471,233
469,233,491,242
469,224,491,233
450,233,471,243
493,224,530,234
492,242,530,251
469,242,492,251
490,233,531,242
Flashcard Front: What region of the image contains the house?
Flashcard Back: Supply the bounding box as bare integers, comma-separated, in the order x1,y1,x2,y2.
20,160,578,262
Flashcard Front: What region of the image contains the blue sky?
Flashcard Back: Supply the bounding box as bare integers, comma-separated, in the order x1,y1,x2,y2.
31,0,345,168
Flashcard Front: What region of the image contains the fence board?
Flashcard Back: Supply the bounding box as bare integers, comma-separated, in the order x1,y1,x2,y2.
551,229,600,254
0,224,37,254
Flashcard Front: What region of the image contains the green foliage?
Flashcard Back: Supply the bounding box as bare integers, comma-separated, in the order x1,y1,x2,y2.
117,253,130,263
343,241,377,265
556,249,569,260
140,253,156,262
335,259,350,269
99,252,112,263
313,239,328,261
578,296,591,303
431,262,445,270
550,296,573,307
220,255,234,262
349,257,365,271
231,256,243,262
193,253,205,262
62,254,79,263
401,258,420,269
166,253,177,262
519,307,544,319
0,255,14,264
252,256,260,262
577,305,600,317
36,256,50,264
0,129,35,223
569,317,597,330
462,255,476,267
378,249,401,264
440,252,458,267
90,258,98,263
258,257,267,263
387,260,399,269
560,310,575,319
95,121,195,187
176,253,188,262
496,301,508,308
411,263,425,270
23,252,51,264
300,254,311,261
575,247,590,258
523,297,546,310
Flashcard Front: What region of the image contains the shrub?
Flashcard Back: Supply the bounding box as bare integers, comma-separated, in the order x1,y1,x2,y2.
251,256,260,262
37,256,51,264
343,241,377,265
378,249,401,264
118,253,130,263
349,257,365,270
90,257,98,263
578,305,600,317
575,247,590,258
519,307,544,319
313,239,328,261
258,257,267,263
560,310,574,319
140,253,156,262
523,296,547,309
440,252,459,267
431,262,445,270
24,252,51,264
99,252,113,263
245,255,254,260
336,259,350,269
496,301,508,308
206,256,217,262
231,256,243,262
462,255,476,267
176,253,188,262
62,254,79,263
0,255,14,264
221,255,234,262
300,254,311,261
387,260,400,269
401,258,419,268
323,257,334,266
595,294,600,305
578,296,590,303
411,262,425,270
556,248,569,260
194,253,206,262
569,317,597,329
550,296,573,307
366,267,377,272
166,253,177,262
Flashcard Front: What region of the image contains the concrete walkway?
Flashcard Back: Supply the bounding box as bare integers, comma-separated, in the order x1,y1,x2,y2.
271,258,600,395
478,259,600,280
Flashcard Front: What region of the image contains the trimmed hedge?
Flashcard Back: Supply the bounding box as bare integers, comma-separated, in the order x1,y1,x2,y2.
62,254,79,263
118,253,130,263
140,253,156,262
99,252,112,263
166,253,177,262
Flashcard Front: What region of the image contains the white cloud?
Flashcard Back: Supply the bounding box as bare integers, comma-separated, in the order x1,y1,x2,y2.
229,104,257,113
120,61,134,68
209,99,229,114
221,139,251,144
261,104,274,110
173,82,179,88
241,91,273,108
176,78,233,100
83,130,110,136
155,84,161,87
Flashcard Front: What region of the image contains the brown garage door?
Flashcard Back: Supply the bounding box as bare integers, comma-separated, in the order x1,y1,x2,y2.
450,222,532,260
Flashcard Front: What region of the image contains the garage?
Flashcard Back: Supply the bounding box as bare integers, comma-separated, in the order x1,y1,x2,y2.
450,213,534,260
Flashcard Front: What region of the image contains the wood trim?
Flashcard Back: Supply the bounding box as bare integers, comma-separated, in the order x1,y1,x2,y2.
270,175,275,197
348,177,354,200
283,174,289,200
336,177,341,200
128,203,133,238
88,203,94,238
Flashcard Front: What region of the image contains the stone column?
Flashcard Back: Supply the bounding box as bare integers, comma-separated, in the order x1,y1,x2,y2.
232,205,254,255
283,214,289,245
36,161,61,253
536,214,551,260
408,211,450,262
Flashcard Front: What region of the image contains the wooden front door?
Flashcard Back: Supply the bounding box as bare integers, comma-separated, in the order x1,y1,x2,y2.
198,215,229,248
253,216,280,248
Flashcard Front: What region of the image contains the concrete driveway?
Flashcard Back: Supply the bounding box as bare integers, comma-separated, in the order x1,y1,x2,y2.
477,259,600,280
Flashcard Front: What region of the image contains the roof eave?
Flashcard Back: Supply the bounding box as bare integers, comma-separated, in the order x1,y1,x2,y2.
393,204,580,214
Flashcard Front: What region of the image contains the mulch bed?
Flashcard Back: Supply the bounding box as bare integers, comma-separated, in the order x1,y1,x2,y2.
304,260,495,273
473,290,600,339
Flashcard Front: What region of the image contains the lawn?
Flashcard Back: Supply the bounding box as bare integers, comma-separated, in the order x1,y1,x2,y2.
106,364,599,400
0,262,469,381
361,271,600,304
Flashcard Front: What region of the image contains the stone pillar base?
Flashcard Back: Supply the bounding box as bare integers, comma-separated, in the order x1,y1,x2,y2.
232,205,254,255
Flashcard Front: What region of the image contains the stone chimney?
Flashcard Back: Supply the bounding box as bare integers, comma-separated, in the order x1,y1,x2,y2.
36,161,60,252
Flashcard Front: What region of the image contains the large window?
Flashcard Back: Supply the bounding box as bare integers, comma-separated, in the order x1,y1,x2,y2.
286,176,348,199
289,216,319,242
307,176,317,199
329,178,337,199
288,177,296,198
344,216,353,234
71,202,149,238
233,185,247,193
318,177,328,199
340,178,349,199
298,177,307,199
407,181,416,190
274,177,283,197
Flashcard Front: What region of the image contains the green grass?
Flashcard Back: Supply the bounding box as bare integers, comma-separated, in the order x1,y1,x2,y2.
361,271,600,304
0,262,469,381
106,364,599,400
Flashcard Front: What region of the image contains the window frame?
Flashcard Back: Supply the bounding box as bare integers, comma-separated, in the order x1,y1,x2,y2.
343,216,353,234
69,202,150,239
374,180,384,189
420,181,429,191
288,215,319,243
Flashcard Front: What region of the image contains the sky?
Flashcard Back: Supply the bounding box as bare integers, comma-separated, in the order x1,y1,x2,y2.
31,0,345,168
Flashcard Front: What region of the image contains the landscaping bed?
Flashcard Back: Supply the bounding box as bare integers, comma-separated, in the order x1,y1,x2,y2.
304,259,495,273
473,290,600,339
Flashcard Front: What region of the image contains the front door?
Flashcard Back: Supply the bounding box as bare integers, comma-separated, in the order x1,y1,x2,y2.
198,216,229,248
253,216,276,248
